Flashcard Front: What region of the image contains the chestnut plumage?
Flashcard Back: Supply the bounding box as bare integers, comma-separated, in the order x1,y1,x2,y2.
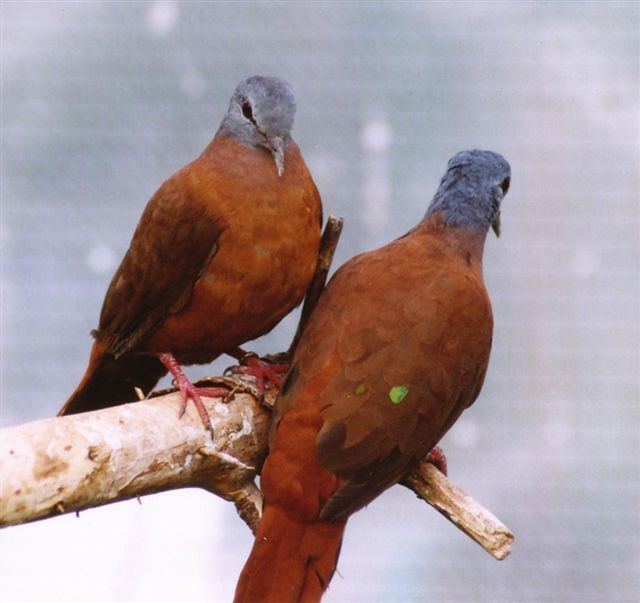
234,150,510,603
60,76,322,420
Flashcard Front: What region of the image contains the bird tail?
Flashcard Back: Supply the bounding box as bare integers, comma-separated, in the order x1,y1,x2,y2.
234,504,347,603
58,341,167,416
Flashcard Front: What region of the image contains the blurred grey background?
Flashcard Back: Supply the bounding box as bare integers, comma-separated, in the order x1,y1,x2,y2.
1,1,638,602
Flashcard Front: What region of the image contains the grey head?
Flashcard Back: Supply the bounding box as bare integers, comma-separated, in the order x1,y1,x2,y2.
220,75,296,176
427,150,511,236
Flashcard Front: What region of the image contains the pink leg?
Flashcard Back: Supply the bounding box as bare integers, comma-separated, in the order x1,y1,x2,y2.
196,386,235,398
229,355,289,396
158,353,227,437
426,446,448,476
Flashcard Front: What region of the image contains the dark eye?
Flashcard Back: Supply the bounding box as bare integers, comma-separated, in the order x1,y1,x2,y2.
241,101,255,123
500,177,510,194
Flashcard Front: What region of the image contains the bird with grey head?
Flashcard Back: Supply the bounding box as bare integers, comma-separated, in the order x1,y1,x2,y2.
427,149,511,237
220,75,296,177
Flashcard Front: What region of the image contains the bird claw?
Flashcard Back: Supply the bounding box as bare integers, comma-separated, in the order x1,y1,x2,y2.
425,446,448,476
195,386,234,400
174,377,217,438
159,352,224,439
227,354,289,397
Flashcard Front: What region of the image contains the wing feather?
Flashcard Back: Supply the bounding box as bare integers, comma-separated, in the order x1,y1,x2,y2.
94,171,223,356
272,232,493,520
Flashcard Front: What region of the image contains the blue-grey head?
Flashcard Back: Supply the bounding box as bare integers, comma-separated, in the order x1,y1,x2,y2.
427,150,511,236
220,75,296,177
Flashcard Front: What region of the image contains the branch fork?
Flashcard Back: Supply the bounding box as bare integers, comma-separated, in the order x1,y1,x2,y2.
0,215,513,561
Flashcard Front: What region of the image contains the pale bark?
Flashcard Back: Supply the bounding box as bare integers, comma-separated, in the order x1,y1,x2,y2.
0,378,513,560
0,376,271,531
402,462,514,560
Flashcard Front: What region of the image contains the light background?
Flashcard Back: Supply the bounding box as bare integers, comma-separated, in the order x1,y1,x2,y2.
1,1,638,602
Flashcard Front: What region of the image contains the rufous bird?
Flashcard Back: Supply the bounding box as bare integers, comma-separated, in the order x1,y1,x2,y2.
234,149,511,602
59,76,323,435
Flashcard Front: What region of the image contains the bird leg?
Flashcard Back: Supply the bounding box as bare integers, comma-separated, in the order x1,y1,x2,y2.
225,349,289,397
243,355,289,394
425,446,448,476
158,353,225,438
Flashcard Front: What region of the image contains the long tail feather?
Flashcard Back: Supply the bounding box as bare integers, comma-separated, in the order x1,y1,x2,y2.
234,505,346,603
59,342,167,415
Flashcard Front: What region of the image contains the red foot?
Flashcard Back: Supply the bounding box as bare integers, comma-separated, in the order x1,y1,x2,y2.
230,355,289,396
158,353,223,437
196,386,233,399
426,446,448,476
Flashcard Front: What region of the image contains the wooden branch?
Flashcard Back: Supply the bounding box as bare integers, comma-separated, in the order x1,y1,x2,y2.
0,381,513,559
287,215,344,357
0,213,514,559
0,376,270,533
402,462,514,560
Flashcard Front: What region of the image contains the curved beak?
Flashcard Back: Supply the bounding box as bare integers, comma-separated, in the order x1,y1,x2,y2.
266,135,284,177
491,211,501,237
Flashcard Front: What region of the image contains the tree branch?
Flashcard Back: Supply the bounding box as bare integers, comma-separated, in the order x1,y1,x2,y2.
287,215,344,357
0,377,513,559
0,212,513,560
402,462,514,560
0,376,270,531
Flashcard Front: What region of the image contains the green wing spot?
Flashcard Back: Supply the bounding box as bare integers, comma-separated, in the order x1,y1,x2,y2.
355,383,368,395
389,385,409,404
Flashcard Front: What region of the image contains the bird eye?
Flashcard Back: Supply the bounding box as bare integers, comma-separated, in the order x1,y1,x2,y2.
500,177,510,194
241,101,255,123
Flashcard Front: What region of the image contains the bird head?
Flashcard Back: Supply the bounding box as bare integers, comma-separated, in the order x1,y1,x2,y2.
221,75,296,177
427,150,511,236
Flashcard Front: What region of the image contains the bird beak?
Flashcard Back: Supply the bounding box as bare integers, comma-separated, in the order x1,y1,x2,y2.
266,135,284,177
491,211,501,237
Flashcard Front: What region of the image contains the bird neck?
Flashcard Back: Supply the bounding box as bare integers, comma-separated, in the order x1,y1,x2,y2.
202,130,234,157
200,131,269,173
420,212,489,271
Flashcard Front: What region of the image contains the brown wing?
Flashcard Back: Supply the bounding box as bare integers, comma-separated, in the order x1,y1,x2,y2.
94,170,223,357
276,234,493,521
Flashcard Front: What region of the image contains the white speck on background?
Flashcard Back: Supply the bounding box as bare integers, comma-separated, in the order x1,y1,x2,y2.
361,120,392,154
361,117,393,239
86,243,117,275
146,1,179,36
